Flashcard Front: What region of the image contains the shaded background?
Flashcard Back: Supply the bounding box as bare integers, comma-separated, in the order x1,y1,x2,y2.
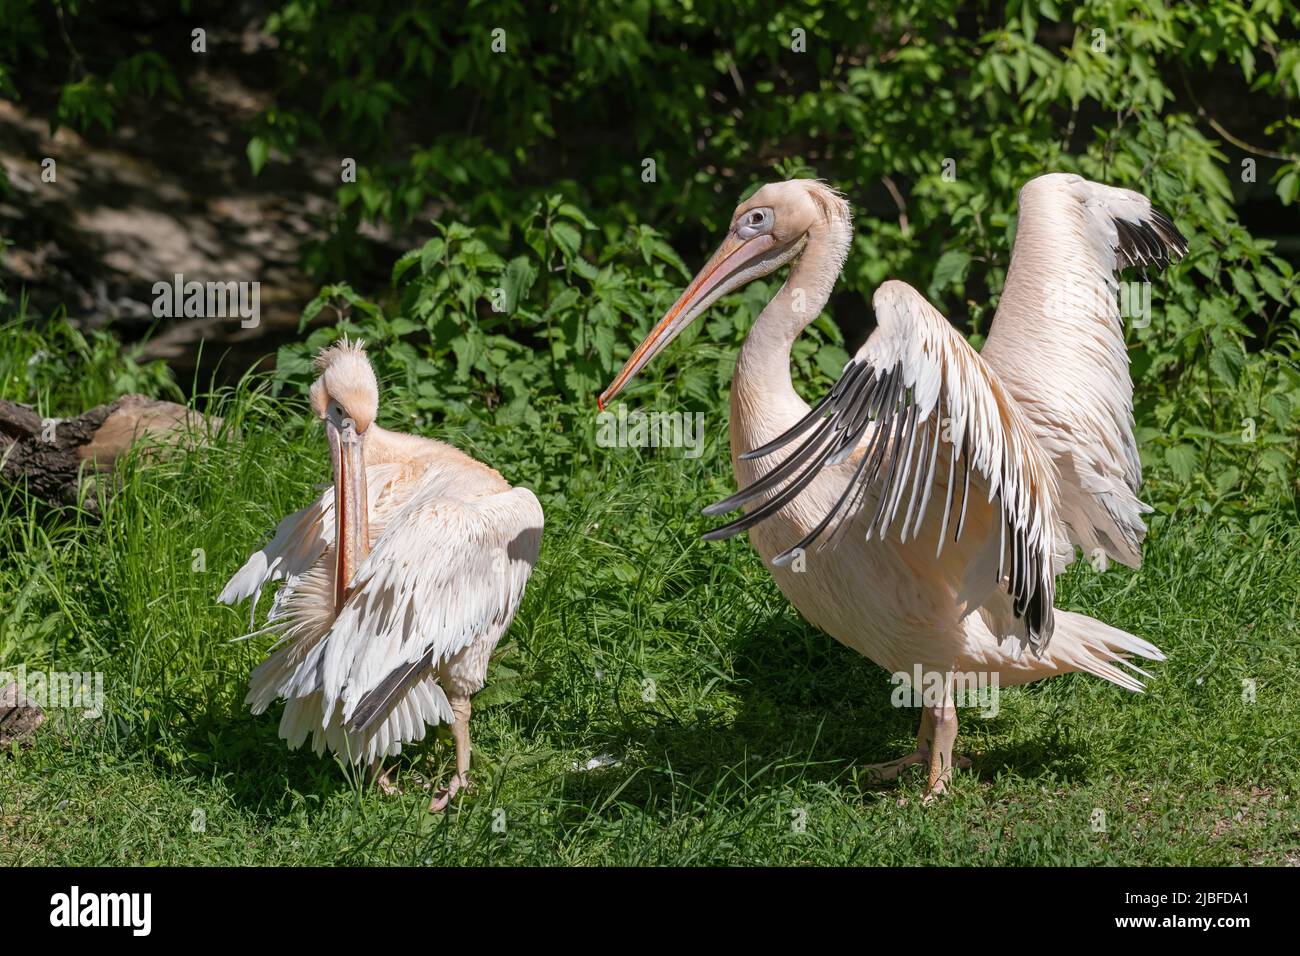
2,0,1298,512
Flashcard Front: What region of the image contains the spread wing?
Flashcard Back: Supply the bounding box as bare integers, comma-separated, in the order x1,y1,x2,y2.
705,280,1061,648
279,481,544,734
981,173,1187,568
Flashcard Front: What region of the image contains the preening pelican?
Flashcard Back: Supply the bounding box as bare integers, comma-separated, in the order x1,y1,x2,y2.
600,174,1185,799
220,340,543,811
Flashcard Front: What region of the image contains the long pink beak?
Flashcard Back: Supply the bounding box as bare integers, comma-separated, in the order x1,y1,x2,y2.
327,419,369,613
598,232,776,409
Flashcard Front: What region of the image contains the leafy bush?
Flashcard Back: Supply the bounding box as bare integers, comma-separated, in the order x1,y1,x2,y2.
1,0,1298,521
270,195,849,497
261,0,1300,522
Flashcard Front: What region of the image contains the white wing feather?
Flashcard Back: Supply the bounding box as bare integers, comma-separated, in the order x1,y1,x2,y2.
220,460,541,764
217,463,407,625
283,480,544,727
982,173,1187,568
707,280,1062,648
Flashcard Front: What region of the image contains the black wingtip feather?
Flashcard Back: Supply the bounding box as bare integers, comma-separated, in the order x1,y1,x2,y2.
348,649,436,735
738,360,868,461
1114,206,1188,273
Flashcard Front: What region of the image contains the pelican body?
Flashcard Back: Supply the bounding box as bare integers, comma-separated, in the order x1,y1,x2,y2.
220,340,543,810
600,175,1184,798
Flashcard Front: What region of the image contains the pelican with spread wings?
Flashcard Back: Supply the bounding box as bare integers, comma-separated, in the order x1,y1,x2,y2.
220,340,543,811
599,174,1184,799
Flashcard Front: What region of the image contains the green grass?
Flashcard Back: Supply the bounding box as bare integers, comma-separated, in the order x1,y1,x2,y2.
2,350,1298,866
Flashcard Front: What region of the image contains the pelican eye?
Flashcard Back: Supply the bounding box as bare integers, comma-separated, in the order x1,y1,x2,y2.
736,206,773,240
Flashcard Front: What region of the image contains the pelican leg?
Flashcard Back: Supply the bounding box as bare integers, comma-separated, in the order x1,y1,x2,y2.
923,695,959,803
861,708,934,784
430,696,472,813
368,758,402,796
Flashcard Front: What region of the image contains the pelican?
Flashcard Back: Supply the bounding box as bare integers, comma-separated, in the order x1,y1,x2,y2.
599,174,1185,799
220,339,543,811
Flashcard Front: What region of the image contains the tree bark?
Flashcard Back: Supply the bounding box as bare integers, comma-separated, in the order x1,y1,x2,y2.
0,394,213,516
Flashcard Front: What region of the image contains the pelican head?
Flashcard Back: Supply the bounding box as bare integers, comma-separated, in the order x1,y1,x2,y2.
310,337,379,436
309,338,378,611
599,179,851,409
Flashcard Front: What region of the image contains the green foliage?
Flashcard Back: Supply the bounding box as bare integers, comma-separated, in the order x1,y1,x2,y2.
2,0,1300,864
272,194,848,498
233,0,1300,260
0,298,180,413
253,0,1300,522
0,338,1297,863
3,0,1299,519
53,53,179,133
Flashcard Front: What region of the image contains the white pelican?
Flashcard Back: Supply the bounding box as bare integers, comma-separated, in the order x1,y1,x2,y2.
220,339,543,811
599,174,1185,799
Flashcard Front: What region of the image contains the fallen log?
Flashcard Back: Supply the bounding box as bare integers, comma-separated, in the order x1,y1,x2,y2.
0,394,214,516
